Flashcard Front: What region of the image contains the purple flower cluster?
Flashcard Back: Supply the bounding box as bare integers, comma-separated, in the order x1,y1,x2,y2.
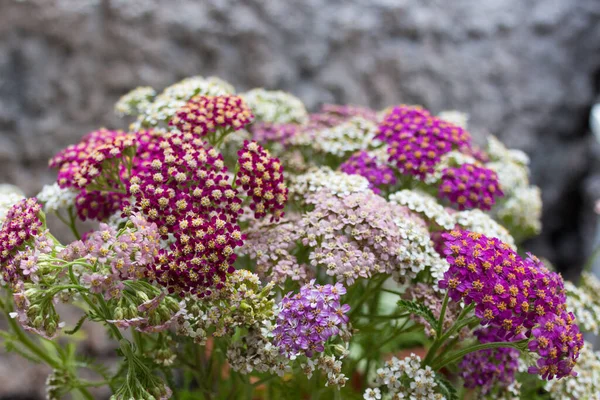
236,141,288,221
460,327,520,395
376,105,472,179
439,163,503,210
273,281,350,358
0,198,44,284
127,131,244,296
339,151,397,194
440,229,583,379
250,122,300,146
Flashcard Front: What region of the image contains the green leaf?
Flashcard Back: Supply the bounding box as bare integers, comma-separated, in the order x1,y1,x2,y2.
435,375,458,400
396,299,438,329
65,315,88,335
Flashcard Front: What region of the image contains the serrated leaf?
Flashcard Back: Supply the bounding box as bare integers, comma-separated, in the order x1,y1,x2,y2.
397,299,438,329
435,375,458,400
65,315,87,335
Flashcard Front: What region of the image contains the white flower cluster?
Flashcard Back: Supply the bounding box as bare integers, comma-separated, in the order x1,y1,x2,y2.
36,183,78,213
395,218,449,289
366,354,446,400
453,209,516,248
389,190,455,230
289,167,371,202
130,76,235,129
312,117,379,157
226,324,291,377
486,135,530,166
241,88,308,124
495,186,542,237
545,341,600,400
302,354,349,388
114,86,156,117
564,281,600,335
0,184,25,224
484,135,542,240
438,110,469,129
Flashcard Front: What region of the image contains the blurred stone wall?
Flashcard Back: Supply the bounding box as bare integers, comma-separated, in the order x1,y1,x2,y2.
1,0,600,269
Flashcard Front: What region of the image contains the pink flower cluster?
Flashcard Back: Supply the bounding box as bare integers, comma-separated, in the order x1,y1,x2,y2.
236,141,288,221
339,151,396,193
250,122,300,146
0,198,44,284
127,131,244,296
438,163,503,210
170,95,253,137
376,105,472,179
273,281,350,357
440,229,583,379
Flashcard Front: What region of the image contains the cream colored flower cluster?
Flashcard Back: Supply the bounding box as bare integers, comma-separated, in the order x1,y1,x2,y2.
241,88,308,124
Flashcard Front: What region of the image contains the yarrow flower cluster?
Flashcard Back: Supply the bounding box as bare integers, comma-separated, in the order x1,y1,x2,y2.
376,105,472,179
439,163,503,210
114,86,156,117
289,167,371,202
564,281,600,335
0,185,25,224
0,198,45,284
236,141,288,221
460,328,520,396
389,189,455,230
241,88,308,124
311,117,379,157
36,183,78,213
453,209,516,249
128,131,244,295
544,341,600,400
440,230,583,379
339,150,396,193
273,281,350,358
170,94,253,138
365,354,446,400
301,189,436,284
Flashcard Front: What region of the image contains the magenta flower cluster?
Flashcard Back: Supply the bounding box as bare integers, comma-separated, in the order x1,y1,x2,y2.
0,198,44,284
439,229,583,379
128,131,244,296
376,105,472,179
273,281,350,358
236,140,288,221
439,163,503,210
339,151,397,193
75,190,127,221
460,327,520,395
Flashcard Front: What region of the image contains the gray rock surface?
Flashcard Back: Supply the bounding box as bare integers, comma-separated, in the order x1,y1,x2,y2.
1,0,600,395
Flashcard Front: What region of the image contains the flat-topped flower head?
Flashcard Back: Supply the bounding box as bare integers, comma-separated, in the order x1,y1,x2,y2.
49,129,135,191
236,141,288,221
0,198,44,284
170,95,253,138
128,131,244,296
273,280,350,358
376,105,472,179
320,104,378,122
340,151,396,194
241,88,308,124
440,229,582,379
438,163,503,210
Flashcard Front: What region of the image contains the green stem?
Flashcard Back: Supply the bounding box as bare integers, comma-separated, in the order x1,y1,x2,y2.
349,276,386,317
68,207,82,240
432,340,528,371
436,291,449,338
77,387,94,400
4,310,61,369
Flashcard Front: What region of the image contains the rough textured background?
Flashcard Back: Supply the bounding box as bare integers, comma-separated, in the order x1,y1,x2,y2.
1,0,600,396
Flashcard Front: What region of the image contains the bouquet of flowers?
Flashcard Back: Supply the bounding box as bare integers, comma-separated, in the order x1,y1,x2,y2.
0,75,598,400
